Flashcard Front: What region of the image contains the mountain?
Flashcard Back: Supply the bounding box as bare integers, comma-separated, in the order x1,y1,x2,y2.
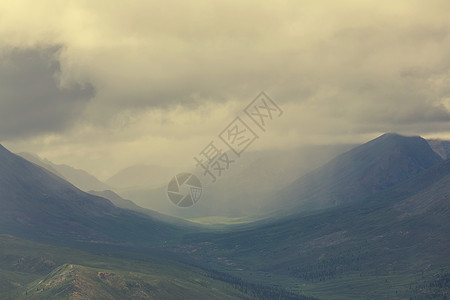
269,133,443,213
106,164,171,189
17,152,109,192
17,152,66,179
1,135,449,299
88,189,150,212
0,144,308,299
428,139,450,160
0,144,182,243
176,157,450,299
87,190,196,227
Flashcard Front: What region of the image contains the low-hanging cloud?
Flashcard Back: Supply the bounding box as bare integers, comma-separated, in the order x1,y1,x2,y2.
0,46,95,141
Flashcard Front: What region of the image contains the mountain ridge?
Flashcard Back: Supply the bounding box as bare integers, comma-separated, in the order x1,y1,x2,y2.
17,152,109,192
0,144,183,243
269,133,443,214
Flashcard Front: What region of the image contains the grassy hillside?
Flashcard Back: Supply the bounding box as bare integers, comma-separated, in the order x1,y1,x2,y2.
0,235,316,299
171,159,450,299
0,235,251,300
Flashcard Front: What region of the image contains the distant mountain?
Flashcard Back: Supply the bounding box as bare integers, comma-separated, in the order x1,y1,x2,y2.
428,139,450,160
87,190,195,227
0,144,182,243
116,145,353,219
17,152,66,179
106,164,171,189
270,133,443,213
189,144,355,218
17,152,109,192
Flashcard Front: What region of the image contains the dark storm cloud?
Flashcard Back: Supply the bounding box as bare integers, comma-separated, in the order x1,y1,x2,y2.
0,46,95,141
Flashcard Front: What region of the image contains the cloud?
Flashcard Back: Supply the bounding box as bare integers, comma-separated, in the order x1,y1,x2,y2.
0,45,95,140
1,0,450,179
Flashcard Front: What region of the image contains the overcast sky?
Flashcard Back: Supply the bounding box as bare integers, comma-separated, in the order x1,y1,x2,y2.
1,0,450,180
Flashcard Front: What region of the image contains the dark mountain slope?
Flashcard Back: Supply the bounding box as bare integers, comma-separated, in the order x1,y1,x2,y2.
0,145,182,244
87,190,198,227
17,152,109,192
270,133,443,213
88,189,150,211
176,158,450,298
428,139,450,160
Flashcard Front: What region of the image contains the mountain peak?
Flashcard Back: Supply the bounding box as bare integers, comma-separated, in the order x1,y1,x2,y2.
370,132,422,144
379,132,403,138
273,133,443,213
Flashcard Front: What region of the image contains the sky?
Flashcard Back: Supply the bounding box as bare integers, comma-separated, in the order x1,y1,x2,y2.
1,0,450,180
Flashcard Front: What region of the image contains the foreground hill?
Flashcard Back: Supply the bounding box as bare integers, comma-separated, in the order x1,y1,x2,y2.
0,235,281,300
269,133,443,214
21,263,249,300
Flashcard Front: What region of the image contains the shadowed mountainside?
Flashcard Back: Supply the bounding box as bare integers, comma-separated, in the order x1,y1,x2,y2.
87,189,197,227
428,139,450,160
0,145,186,244
269,133,443,214
17,152,109,192
177,157,450,299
